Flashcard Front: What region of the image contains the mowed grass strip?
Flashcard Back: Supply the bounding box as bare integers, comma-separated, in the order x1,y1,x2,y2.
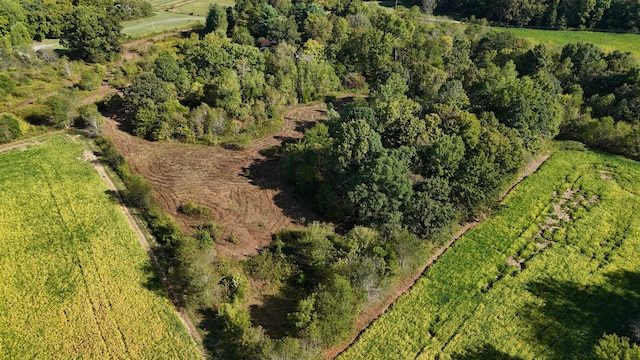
0,135,200,359
170,0,236,17
340,149,640,359
122,11,204,38
496,27,640,60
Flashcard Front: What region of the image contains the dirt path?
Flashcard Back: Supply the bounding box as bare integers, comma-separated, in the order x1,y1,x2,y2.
81,147,207,359
0,137,46,153
324,153,553,359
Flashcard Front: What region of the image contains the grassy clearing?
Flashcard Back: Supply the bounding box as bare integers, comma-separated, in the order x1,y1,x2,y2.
340,147,640,359
170,0,236,17
497,27,640,60
0,135,200,359
122,11,204,38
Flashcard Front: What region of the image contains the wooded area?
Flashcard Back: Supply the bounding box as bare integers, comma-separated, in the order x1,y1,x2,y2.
1,0,640,358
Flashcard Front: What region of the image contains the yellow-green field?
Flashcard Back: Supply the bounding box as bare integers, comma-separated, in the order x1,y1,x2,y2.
170,0,236,17
122,11,205,38
341,148,640,359
0,135,200,359
497,27,640,60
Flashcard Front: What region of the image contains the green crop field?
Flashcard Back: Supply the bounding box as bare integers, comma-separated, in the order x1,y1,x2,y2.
0,135,200,359
497,27,640,60
341,148,640,359
122,11,204,38
170,0,236,17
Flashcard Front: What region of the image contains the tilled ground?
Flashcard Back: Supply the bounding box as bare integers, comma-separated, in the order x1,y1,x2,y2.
103,102,334,259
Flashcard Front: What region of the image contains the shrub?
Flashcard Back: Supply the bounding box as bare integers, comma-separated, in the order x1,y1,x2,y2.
178,201,210,218
146,205,181,245
95,136,125,170
197,221,223,241
0,72,16,95
0,113,23,143
122,173,152,210
342,72,366,90
78,65,106,90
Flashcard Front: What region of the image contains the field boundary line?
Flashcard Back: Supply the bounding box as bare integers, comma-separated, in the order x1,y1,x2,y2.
327,153,552,359
82,145,207,359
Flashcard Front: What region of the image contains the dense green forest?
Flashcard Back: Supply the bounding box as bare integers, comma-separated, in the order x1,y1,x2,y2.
430,0,640,31
2,0,640,358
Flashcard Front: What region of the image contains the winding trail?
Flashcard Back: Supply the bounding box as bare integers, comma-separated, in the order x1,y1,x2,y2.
325,153,552,359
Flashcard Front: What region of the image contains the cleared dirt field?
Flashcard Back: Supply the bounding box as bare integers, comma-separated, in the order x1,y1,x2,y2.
103,102,339,259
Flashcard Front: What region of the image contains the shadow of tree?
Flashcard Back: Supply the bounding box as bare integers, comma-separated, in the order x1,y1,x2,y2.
249,293,298,339
140,262,165,294
523,270,640,358
452,344,523,359
246,150,323,225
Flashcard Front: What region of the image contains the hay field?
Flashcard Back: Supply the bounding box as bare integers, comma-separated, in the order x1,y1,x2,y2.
0,135,200,359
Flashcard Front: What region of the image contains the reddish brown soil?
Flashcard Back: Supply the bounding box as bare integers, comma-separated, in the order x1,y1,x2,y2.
103,102,333,259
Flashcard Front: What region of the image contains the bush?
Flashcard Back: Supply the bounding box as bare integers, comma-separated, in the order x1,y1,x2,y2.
0,113,23,143
197,221,223,241
0,72,16,95
122,173,152,210
77,104,104,135
178,201,210,218
95,136,125,170
342,72,366,90
78,65,106,90
146,204,181,245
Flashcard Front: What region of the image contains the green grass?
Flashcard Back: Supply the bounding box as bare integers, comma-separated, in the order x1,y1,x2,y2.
0,134,200,359
170,0,235,17
497,27,640,60
122,11,204,38
148,0,185,9
341,148,640,359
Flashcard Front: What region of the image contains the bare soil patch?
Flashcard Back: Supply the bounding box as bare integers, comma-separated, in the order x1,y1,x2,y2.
102,101,338,260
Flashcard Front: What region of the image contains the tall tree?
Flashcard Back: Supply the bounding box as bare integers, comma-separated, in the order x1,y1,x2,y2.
60,5,121,63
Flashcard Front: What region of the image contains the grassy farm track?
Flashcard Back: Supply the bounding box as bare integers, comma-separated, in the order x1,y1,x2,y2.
0,135,200,359
340,149,640,359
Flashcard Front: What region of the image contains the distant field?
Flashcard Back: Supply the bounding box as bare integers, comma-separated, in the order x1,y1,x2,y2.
0,135,200,359
170,0,235,17
498,27,640,59
341,148,640,359
122,11,204,37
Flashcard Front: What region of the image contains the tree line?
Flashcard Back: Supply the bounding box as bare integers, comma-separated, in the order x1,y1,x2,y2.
1,0,151,62
430,0,640,32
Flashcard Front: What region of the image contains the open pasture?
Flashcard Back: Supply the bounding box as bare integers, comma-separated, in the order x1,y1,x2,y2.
497,27,640,60
170,0,236,17
0,135,199,359
340,148,640,359
122,11,204,38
